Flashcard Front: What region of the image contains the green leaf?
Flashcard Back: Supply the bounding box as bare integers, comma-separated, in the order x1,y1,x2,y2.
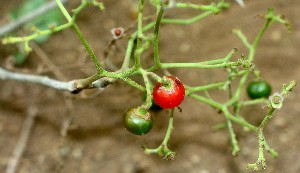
9,0,46,20
9,0,63,44
8,0,64,64
13,51,28,65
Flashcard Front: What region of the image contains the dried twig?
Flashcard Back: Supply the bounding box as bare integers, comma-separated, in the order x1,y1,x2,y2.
5,107,38,173
32,43,67,80
0,67,113,92
235,0,245,7
32,43,74,136
0,67,76,91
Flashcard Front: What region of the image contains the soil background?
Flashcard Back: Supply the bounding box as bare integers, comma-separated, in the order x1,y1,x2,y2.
1,0,300,173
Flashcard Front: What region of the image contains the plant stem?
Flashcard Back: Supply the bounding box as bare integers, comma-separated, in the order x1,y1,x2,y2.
232,29,251,49
161,11,213,25
144,108,176,160
55,0,104,74
160,61,240,69
162,108,175,146
226,118,240,156
140,69,153,109
147,48,237,72
2,23,72,44
226,15,273,107
74,73,99,89
189,93,223,108
240,98,269,106
55,0,72,22
249,18,272,62
134,0,144,68
121,38,134,70
186,82,225,94
222,107,257,132
153,6,164,67
72,24,104,74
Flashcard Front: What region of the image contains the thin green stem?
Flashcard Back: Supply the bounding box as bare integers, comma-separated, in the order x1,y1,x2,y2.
134,0,144,68
175,3,217,11
121,22,156,70
226,118,240,156
95,68,146,91
222,107,258,132
121,38,134,70
137,0,144,39
252,19,272,50
140,69,153,109
153,6,164,67
259,108,276,130
189,93,223,109
147,48,237,72
247,130,267,171
55,0,72,22
144,108,176,160
186,82,225,95
159,61,240,69
226,72,249,107
261,134,278,158
240,98,269,106
72,0,88,21
147,72,161,81
247,81,296,170
232,29,251,49
55,0,104,74
162,108,174,145
226,17,273,107
258,131,267,168
2,23,72,44
161,11,213,25
163,1,229,24
122,77,146,92
189,93,258,131
72,24,104,73
227,9,286,111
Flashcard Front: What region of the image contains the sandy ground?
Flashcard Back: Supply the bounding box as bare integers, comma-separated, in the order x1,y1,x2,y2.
1,0,300,173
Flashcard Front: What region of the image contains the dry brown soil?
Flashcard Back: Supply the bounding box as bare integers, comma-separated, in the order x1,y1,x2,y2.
1,0,300,173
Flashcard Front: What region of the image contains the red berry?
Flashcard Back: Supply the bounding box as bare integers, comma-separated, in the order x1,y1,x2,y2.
152,76,185,109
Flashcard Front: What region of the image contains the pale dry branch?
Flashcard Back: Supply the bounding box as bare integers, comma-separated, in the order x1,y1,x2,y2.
235,0,245,7
0,67,76,91
5,107,38,173
0,67,112,92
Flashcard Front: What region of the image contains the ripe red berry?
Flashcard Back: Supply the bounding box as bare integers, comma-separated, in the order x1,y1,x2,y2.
152,76,185,109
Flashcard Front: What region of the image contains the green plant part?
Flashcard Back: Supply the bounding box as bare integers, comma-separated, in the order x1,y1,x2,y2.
0,0,296,170
142,94,163,112
123,106,153,135
247,80,272,99
269,92,284,109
